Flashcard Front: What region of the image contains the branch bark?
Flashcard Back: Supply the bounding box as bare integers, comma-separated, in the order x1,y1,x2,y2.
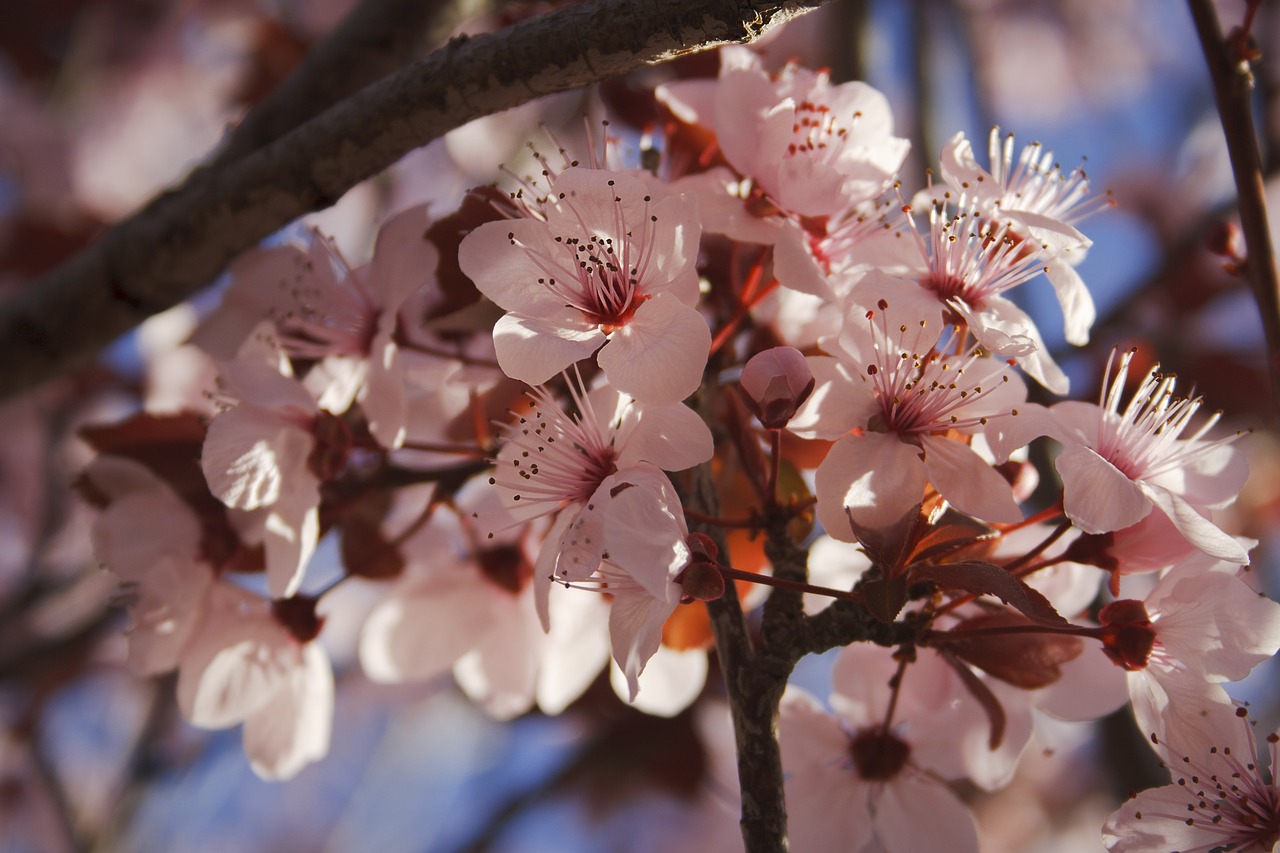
1189,0,1280,402
0,0,829,400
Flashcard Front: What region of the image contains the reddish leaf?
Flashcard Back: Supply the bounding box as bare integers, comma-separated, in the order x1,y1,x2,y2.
907,510,997,565
423,187,506,329
860,575,908,624
941,613,1084,689
910,560,1069,627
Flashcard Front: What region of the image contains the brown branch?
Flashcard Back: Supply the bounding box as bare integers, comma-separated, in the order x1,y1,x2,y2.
213,0,502,167
0,0,829,401
1190,0,1280,402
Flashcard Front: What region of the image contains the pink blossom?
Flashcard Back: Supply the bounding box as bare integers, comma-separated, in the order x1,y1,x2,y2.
1104,698,1280,853
657,48,910,297
900,201,1073,393
778,643,1032,852
358,510,610,720
458,168,709,404
940,128,1109,347
1097,550,1280,744
658,46,908,220
1048,349,1250,563
551,465,692,701
176,583,333,781
790,278,1026,534
201,360,329,598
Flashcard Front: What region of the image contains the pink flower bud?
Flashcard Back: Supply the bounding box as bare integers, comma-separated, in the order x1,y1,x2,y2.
738,346,815,429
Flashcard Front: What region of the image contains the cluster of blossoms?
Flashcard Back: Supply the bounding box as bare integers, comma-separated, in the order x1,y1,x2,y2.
80,44,1279,849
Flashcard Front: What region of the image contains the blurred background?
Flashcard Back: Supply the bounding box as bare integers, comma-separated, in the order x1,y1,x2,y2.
1,0,1277,850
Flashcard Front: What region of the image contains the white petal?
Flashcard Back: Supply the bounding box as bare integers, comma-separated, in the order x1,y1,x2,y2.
872,774,978,853
615,400,714,471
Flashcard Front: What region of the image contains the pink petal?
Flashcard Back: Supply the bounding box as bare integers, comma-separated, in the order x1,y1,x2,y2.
369,205,438,308
176,587,289,729
615,399,714,472
1056,443,1152,534
457,218,574,315
1045,258,1096,346
1141,483,1250,563
787,356,877,440
536,582,610,714
815,432,926,538
771,225,834,298
202,405,314,511
262,498,319,599
1102,783,1220,853
920,434,1022,523
358,572,493,683
359,324,407,449
873,774,978,853
609,645,707,717
492,310,604,387
242,642,333,780
596,293,710,405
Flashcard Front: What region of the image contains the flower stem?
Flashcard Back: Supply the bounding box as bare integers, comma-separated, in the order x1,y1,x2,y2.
718,564,864,603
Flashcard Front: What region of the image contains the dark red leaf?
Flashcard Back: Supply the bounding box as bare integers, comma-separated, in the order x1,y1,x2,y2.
940,613,1084,689
910,560,1070,627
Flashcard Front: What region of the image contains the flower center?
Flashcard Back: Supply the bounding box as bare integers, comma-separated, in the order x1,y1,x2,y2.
848,727,911,781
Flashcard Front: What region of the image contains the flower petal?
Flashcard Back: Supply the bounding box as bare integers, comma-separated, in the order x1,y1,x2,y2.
596,293,710,405
1056,444,1152,534
920,434,1022,523
492,310,604,387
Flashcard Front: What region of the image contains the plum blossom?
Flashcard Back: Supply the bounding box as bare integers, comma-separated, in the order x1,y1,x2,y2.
657,47,910,297
901,200,1073,393
359,510,611,720
939,127,1109,347
1095,549,1280,746
552,464,693,700
778,643,1038,853
1045,348,1250,563
1104,698,1280,853
176,583,334,781
458,167,709,404
484,372,711,627
790,278,1025,535
201,358,336,598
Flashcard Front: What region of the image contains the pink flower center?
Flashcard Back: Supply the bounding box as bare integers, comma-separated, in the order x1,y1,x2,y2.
861,299,1015,436
508,180,661,331
490,376,620,518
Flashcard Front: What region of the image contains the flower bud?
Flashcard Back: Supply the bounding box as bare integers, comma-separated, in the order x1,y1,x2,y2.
738,346,815,429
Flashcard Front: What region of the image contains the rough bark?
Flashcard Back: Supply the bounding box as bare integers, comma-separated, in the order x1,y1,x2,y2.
0,0,828,400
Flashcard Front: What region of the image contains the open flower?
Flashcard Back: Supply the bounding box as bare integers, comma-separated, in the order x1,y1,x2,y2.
790,277,1025,535
551,464,691,700
939,127,1110,348
459,168,709,404
1047,348,1250,563
1104,697,1280,853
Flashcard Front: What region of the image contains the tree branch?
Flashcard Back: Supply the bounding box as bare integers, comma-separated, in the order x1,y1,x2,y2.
0,0,829,400
212,0,500,167
1189,0,1280,401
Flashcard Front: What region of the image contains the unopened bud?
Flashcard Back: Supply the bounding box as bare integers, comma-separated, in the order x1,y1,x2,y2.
738,346,815,429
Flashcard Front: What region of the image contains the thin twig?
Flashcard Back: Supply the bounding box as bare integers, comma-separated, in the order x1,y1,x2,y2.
0,0,830,401
1189,0,1280,401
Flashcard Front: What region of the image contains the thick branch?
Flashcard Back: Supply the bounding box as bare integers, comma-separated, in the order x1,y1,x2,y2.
0,0,828,400
1189,0,1280,400
212,0,498,166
